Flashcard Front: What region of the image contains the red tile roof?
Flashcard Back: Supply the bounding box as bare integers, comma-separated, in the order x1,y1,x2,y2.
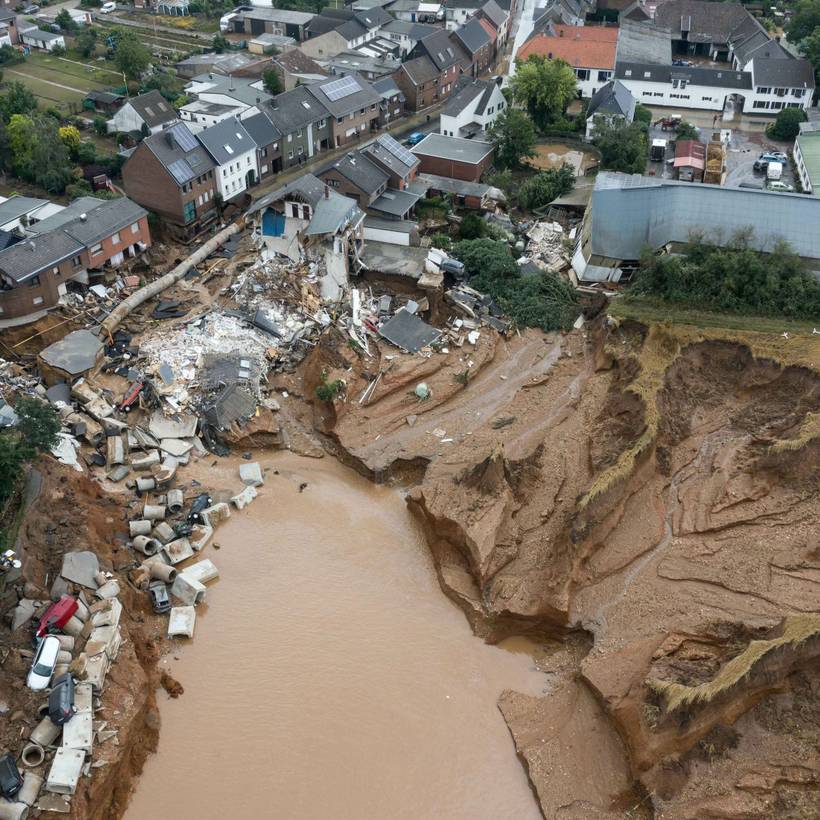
517,25,618,70
673,140,706,169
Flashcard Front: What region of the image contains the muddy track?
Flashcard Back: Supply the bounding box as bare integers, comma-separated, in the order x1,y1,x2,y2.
312,318,820,819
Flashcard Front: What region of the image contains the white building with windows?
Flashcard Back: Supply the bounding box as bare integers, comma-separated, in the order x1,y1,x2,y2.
196,118,259,202
440,77,507,138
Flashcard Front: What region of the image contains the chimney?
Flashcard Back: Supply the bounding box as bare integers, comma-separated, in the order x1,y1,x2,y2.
80,213,87,222
324,184,330,198
229,74,234,91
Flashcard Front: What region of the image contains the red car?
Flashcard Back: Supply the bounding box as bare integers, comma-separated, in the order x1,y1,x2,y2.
119,381,144,413
36,595,78,638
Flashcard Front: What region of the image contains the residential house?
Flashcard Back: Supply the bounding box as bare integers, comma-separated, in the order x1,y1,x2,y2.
228,8,314,40
19,26,65,51
362,134,421,189
270,49,328,91
327,50,401,81
572,172,820,283
517,25,619,98
0,197,57,234
180,74,271,131
248,33,296,55
305,73,382,148
122,122,218,241
477,0,509,46
411,133,494,181
197,118,259,202
0,10,20,46
83,91,126,116
248,173,366,299
584,79,635,140
242,111,283,179
395,28,471,109
387,0,444,24
372,77,406,126
393,56,444,111
107,90,179,137
379,20,439,57
264,86,332,169
440,76,506,138
673,139,706,182
794,122,820,196
175,52,269,80
531,0,585,28
444,0,482,31
0,197,150,327
453,17,494,76
301,7,392,59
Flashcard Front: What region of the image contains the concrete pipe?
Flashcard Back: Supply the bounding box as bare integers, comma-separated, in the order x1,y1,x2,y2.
148,562,177,583
62,616,83,638
52,664,70,678
143,504,166,522
151,521,175,544
73,598,89,622
136,477,156,492
129,520,152,537
94,571,108,587
55,650,72,665
166,489,184,514
20,741,47,766
54,634,75,652
0,801,29,820
132,536,161,556
17,771,43,807
37,703,49,719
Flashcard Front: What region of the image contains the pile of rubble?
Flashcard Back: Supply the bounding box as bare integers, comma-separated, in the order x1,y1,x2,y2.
522,221,572,274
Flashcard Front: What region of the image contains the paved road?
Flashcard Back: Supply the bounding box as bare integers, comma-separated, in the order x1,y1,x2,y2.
506,0,537,80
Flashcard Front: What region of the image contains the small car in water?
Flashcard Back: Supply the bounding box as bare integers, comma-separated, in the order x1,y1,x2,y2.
148,581,171,614
27,635,60,691
48,673,76,725
0,752,23,799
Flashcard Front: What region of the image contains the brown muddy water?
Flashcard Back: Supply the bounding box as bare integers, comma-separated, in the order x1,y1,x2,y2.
126,453,546,820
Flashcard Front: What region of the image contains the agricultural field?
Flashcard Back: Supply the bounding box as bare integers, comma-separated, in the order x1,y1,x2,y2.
94,18,206,58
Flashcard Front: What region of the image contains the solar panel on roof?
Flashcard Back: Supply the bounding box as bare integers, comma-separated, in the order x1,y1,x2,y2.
168,158,194,185
168,123,198,152
377,133,416,168
323,75,361,101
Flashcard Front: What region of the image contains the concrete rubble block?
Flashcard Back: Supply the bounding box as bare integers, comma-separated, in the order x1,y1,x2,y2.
75,414,103,446
74,683,93,714
85,397,114,422
83,653,109,692
129,520,152,537
148,412,197,440
130,450,161,470
163,538,194,566
91,598,122,628
61,711,93,756
68,655,87,678
170,574,206,606
180,559,219,585
151,521,176,544
60,551,99,590
30,717,61,747
231,485,257,510
55,650,72,666
107,464,130,483
52,664,70,679
99,416,128,435
94,579,120,600
185,436,208,456
167,606,196,638
45,747,85,795
88,626,122,660
189,524,213,552
17,771,44,806
36,794,71,813
105,435,124,466
239,462,264,487
160,438,193,457
200,503,230,528
135,477,156,492
11,599,37,631
61,617,83,638
128,427,159,451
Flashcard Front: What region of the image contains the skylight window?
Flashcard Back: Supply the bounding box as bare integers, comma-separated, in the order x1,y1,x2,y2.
225,145,234,154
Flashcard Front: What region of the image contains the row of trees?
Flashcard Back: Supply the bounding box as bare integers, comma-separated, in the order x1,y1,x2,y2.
789,0,820,87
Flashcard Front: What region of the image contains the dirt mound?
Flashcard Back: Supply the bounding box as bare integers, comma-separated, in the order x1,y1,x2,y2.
316,318,820,817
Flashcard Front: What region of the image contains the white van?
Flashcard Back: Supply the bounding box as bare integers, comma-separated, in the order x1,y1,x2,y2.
766,161,783,181
99,2,117,13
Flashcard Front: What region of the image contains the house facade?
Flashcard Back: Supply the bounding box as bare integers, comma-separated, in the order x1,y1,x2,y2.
265,86,333,170
106,90,179,137
242,111,283,180
197,118,259,202
306,74,382,148
440,76,506,138
411,133,494,181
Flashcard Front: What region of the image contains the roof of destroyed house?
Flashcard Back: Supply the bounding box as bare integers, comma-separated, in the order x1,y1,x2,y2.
400,55,440,85
752,56,815,89
362,134,420,175
59,197,147,247
305,73,382,117
0,231,84,283
241,111,282,146
265,86,330,133
413,28,469,71
329,52,400,76
411,133,493,164
181,99,240,116
588,172,820,263
586,79,635,120
273,49,328,77
38,330,103,377
369,187,422,216
0,196,49,224
236,8,315,23
372,76,404,100
176,51,263,74
188,74,271,107
325,152,389,195
673,139,706,169
443,77,497,116
125,90,178,128
518,24,618,68
453,18,492,54
614,61,753,89
417,172,501,199
144,122,217,186
27,196,105,235
480,0,507,27
197,118,256,165
615,19,672,64
250,33,297,48
654,0,750,43
248,173,364,236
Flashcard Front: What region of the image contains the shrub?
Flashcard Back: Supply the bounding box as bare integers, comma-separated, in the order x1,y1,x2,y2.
766,107,807,141
430,232,452,251
315,370,345,403
518,164,575,212
458,212,485,239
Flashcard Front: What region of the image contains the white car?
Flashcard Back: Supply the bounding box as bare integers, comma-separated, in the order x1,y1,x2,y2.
99,2,116,12
27,635,60,691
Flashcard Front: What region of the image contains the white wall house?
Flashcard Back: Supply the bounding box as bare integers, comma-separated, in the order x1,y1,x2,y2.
20,28,65,51
197,119,259,203
445,2,480,31
179,100,247,133
106,90,179,136
440,78,507,138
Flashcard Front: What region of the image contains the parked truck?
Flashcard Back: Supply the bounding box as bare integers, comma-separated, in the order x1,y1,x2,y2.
650,139,667,162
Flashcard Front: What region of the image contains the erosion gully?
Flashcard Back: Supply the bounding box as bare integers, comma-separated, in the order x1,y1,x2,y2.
125,452,546,820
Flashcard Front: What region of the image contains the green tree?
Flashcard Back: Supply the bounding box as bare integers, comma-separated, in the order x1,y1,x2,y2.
75,27,98,58
113,29,152,79
0,44,24,66
633,103,652,125
0,435,23,504
14,398,60,460
800,27,820,84
766,106,808,140
592,118,648,174
510,55,577,129
92,115,108,136
6,113,35,176
787,0,820,43
430,232,451,251
454,238,518,279
212,33,230,53
675,121,699,141
262,67,282,95
486,107,536,169
0,81,38,123
55,9,77,31
518,164,575,212
76,140,97,165
458,212,486,239
59,125,82,155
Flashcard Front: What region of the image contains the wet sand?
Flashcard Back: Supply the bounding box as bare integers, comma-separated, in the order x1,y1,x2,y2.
126,453,545,820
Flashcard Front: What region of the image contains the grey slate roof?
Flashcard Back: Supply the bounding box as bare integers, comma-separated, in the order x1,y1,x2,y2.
752,56,815,89
354,6,393,27
188,74,272,108
197,118,256,165
0,231,84,283
325,153,389,196
266,86,330,134
480,0,507,27
0,196,49,226
401,55,440,85
412,133,493,164
238,8,314,24
241,111,281,148
654,0,748,43
372,77,403,100
363,134,420,176
615,62,752,90
369,187,421,216
59,197,147,247
28,197,105,235
305,73,382,117
336,18,368,40
587,80,636,120
415,28,467,70
443,77,495,116
143,122,216,187
453,17,492,55
588,172,820,264
274,49,327,77
125,90,177,129
615,19,672,65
